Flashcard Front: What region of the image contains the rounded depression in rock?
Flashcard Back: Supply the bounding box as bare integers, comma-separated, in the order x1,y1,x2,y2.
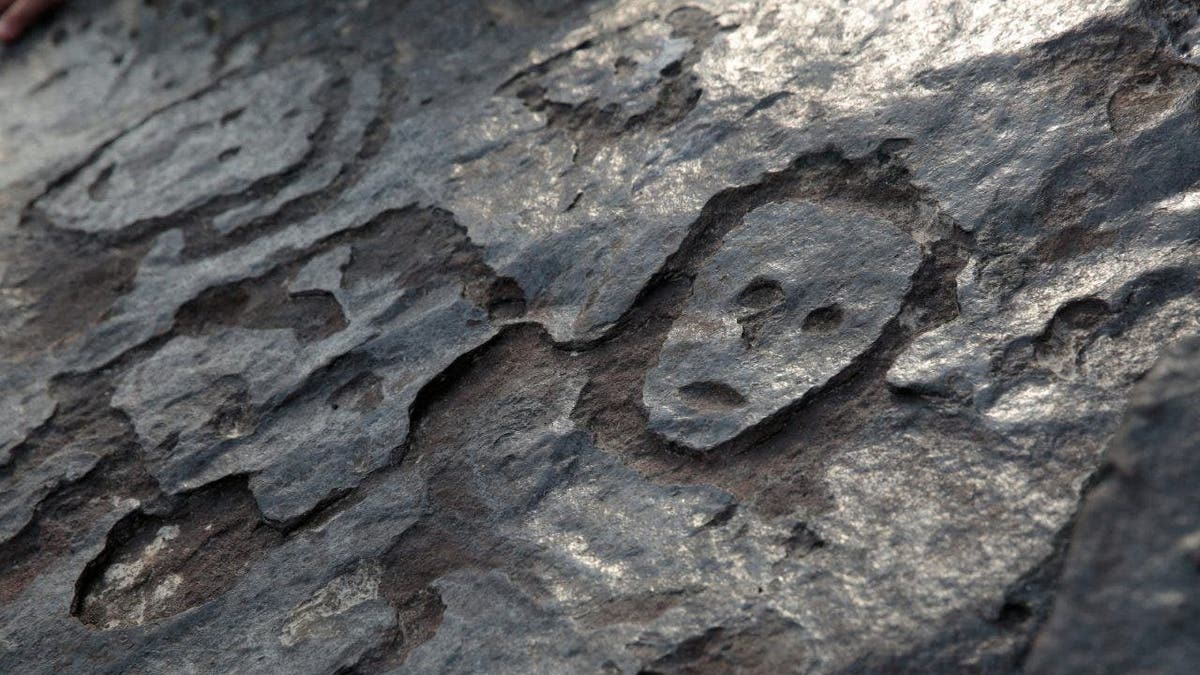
643,200,921,451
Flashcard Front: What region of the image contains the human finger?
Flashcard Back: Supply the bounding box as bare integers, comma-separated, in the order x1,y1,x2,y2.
0,0,64,43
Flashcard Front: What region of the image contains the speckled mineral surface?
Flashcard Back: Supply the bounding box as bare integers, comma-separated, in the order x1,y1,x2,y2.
1,0,1197,672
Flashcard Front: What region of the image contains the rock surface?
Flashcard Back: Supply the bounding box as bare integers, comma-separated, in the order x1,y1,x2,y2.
0,0,1196,672
1026,337,1200,674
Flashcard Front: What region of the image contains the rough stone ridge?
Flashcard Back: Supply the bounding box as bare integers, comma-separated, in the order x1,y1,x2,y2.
0,0,1197,673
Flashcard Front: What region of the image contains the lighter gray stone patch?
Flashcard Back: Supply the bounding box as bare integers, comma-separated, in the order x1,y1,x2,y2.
114,279,494,524
289,247,350,295
281,562,383,647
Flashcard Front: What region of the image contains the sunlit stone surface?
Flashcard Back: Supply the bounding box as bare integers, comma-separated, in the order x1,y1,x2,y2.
0,0,1197,672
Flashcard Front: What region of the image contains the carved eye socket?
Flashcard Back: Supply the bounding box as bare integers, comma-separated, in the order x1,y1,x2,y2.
679,381,747,410
802,304,843,333
736,278,784,310
220,107,246,126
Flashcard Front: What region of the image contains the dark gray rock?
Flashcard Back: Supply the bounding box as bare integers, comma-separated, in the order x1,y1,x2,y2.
0,0,1198,673
1026,337,1200,675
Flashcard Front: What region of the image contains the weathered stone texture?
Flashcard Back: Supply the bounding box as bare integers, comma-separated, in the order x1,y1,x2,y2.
1,0,1198,672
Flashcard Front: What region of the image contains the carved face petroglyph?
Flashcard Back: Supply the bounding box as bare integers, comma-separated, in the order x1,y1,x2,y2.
645,201,920,450
40,60,330,234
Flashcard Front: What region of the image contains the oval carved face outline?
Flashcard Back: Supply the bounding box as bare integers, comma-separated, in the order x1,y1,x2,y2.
644,200,921,451
39,59,332,235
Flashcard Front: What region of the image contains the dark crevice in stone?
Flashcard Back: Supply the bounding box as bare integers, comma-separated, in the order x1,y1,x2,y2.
989,267,1196,388
0,352,163,609
87,164,116,201
71,475,283,630
698,502,738,529
743,90,793,118
575,587,697,629
340,326,574,671
481,276,529,321
328,371,384,413
0,375,133,484
781,521,826,559
0,448,158,607
0,212,152,359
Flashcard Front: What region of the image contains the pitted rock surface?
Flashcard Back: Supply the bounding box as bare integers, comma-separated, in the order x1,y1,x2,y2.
1,0,1198,673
